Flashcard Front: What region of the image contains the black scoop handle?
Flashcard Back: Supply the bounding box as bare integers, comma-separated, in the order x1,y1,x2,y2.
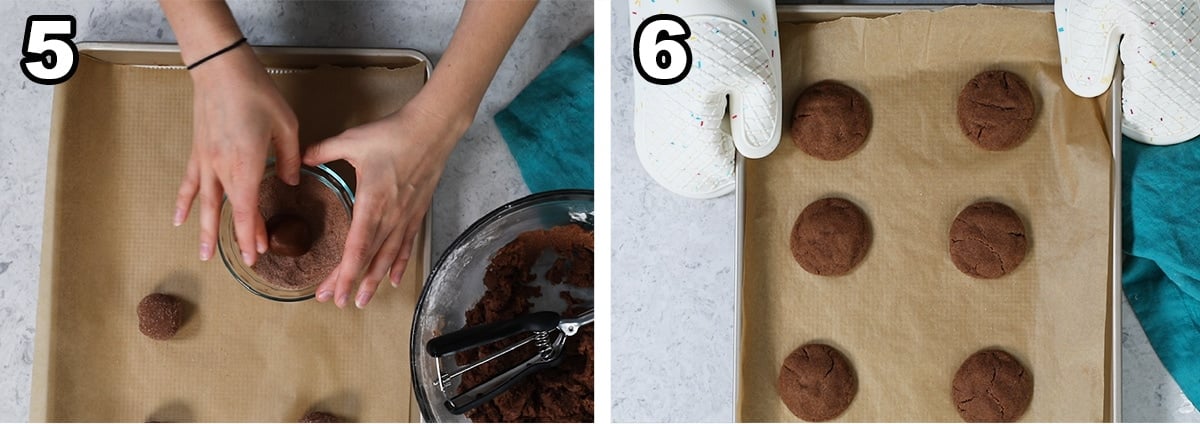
426,311,561,357
445,354,564,415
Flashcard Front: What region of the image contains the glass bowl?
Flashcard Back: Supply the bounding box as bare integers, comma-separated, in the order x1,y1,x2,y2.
217,163,354,302
410,189,594,422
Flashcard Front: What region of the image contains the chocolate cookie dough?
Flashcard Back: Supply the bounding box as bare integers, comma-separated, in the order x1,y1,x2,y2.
457,224,594,422
957,70,1036,151
953,349,1033,422
791,81,872,160
790,198,872,276
250,173,349,291
298,411,341,423
777,343,857,422
949,202,1027,279
267,214,312,257
137,293,182,340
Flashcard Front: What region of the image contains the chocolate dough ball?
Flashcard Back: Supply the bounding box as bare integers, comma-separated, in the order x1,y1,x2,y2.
777,343,857,421
957,70,1036,151
949,202,1028,279
267,214,313,257
299,411,341,423
791,81,872,160
790,198,872,276
137,293,182,340
953,349,1034,422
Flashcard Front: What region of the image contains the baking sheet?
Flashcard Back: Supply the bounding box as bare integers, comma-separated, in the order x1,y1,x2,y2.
738,6,1112,421
31,45,429,422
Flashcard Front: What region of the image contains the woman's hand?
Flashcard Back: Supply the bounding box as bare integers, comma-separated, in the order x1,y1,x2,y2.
173,45,300,266
297,0,535,309
303,97,468,309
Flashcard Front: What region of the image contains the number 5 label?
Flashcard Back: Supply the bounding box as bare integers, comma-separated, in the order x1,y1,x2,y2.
633,15,692,85
21,15,79,85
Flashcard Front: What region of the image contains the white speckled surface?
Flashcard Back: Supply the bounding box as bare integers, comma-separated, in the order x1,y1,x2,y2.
0,0,590,420
611,1,736,420
611,1,1199,422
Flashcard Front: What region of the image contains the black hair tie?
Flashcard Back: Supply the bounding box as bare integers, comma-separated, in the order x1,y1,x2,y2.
186,37,248,70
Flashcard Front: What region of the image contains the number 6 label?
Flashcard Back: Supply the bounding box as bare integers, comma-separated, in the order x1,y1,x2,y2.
21,15,79,85
633,15,692,85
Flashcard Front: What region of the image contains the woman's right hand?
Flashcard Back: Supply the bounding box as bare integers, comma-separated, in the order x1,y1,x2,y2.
172,44,301,267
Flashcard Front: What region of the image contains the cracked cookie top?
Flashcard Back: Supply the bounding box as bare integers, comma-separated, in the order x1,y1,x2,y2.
777,343,858,422
790,198,873,277
791,81,873,160
957,70,1036,151
952,349,1034,422
949,201,1028,279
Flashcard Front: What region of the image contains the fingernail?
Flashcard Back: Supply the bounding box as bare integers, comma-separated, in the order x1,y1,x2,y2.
242,251,254,266
317,290,332,302
257,240,268,254
390,277,400,288
337,293,349,308
199,243,211,261
289,174,300,186
356,292,371,309
173,208,184,226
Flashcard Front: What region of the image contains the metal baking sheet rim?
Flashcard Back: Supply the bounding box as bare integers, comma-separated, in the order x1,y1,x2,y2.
29,42,434,422
733,5,1122,422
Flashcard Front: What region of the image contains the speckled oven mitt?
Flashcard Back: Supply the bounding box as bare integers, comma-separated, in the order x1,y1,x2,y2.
1055,0,1200,144
629,0,782,198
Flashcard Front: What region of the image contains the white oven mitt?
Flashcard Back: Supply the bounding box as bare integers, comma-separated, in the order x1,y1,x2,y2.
1055,0,1200,145
630,0,781,198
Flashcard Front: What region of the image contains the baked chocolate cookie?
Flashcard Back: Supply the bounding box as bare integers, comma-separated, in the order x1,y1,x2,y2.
777,343,858,422
791,198,872,276
137,293,182,340
957,70,1036,151
791,81,872,160
952,349,1034,422
949,202,1027,279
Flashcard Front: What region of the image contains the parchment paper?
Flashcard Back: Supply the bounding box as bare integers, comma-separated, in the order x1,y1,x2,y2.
33,54,427,421
739,6,1112,422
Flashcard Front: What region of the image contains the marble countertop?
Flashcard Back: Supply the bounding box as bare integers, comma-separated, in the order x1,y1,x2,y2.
0,0,590,420
610,0,1199,422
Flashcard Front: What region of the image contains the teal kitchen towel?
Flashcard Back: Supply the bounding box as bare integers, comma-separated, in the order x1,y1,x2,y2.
495,35,594,193
1123,133,1200,404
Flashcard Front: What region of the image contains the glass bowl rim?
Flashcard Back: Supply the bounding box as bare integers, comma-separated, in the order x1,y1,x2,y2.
217,163,355,303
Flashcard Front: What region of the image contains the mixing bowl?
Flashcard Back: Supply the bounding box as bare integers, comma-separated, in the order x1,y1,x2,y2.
410,189,594,422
